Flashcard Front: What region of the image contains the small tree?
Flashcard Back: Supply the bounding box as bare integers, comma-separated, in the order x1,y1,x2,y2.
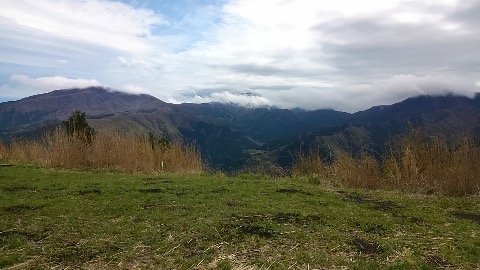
63,111,94,144
148,132,170,150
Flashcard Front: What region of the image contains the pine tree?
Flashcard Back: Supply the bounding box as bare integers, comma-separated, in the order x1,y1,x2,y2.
63,111,94,144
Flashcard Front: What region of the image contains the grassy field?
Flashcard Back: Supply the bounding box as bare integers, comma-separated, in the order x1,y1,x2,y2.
1,166,480,269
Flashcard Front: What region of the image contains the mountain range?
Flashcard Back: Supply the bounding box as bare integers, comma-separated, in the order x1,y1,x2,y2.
1,87,480,172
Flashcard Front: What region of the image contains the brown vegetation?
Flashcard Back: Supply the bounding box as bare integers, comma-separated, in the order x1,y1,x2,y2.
292,130,480,195
0,129,203,173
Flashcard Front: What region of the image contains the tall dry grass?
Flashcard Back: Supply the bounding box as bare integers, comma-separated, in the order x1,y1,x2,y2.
0,141,8,162
291,150,327,178
384,131,480,195
292,130,480,195
329,153,383,189
1,129,203,173
292,151,382,189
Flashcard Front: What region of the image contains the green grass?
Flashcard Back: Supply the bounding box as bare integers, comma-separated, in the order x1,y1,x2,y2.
1,166,479,269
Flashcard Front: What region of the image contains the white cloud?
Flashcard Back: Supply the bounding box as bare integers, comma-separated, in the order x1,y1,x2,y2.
0,75,103,100
119,84,148,95
371,74,476,98
1,0,479,111
248,74,477,112
173,74,474,113
172,91,271,107
10,74,101,91
0,0,165,53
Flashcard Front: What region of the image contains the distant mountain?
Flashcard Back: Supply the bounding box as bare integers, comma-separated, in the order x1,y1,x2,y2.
0,87,171,138
1,87,479,172
5,87,169,117
268,94,480,169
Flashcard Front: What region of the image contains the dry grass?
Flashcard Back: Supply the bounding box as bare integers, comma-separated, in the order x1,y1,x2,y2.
292,151,383,189
292,130,480,195
291,150,327,178
0,129,203,173
329,153,383,189
0,141,7,162
385,131,480,195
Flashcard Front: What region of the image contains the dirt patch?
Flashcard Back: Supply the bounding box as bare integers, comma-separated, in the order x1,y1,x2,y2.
341,192,399,212
276,188,312,196
273,212,323,225
230,214,269,223
164,187,189,196
363,224,387,236
78,189,102,196
231,212,322,226
225,212,323,240
238,224,276,238
371,200,397,211
277,188,299,193
226,200,241,207
425,253,453,268
142,177,165,181
211,188,229,193
350,238,383,254
142,201,164,209
453,212,480,223
139,188,164,193
406,216,424,224
3,186,33,193
225,214,278,239
1,205,43,214
51,242,122,265
0,229,46,244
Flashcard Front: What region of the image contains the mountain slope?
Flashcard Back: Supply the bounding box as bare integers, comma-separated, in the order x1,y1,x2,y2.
1,88,480,171
0,87,172,138
266,94,480,169
1,88,348,170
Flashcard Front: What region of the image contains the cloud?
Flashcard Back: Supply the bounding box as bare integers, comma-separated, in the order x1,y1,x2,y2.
156,0,478,111
0,74,102,100
11,74,101,91
166,0,478,97
0,0,165,53
175,74,475,113
119,84,149,95
171,91,271,107
371,74,476,98
1,0,480,111
315,4,480,80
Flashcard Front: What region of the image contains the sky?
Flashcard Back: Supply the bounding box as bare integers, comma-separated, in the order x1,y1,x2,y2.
0,0,479,112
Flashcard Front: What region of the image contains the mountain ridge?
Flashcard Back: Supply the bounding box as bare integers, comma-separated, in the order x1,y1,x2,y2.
2,87,480,171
